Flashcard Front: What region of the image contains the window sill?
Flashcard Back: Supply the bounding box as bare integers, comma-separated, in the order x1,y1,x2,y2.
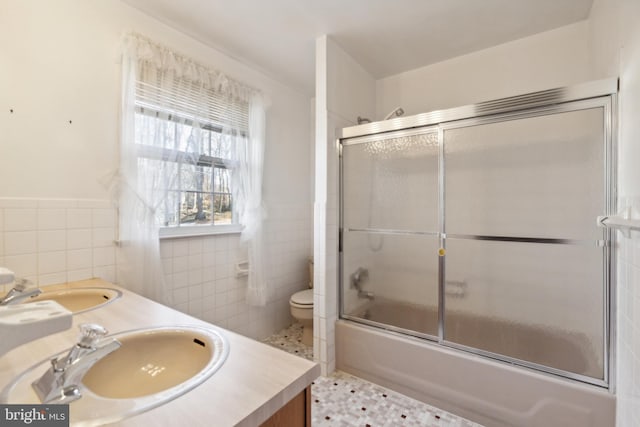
159,224,243,240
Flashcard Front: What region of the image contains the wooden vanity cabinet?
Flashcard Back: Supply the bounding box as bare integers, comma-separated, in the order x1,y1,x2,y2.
260,387,311,426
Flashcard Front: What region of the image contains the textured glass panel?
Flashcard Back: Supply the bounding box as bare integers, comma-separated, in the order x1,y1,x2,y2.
444,238,604,379
444,108,605,240
342,231,439,336
343,131,439,232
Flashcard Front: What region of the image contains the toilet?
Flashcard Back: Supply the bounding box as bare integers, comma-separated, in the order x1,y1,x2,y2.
290,258,314,346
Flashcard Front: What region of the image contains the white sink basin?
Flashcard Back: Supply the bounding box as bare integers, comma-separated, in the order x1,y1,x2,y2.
0,325,229,425
29,287,121,314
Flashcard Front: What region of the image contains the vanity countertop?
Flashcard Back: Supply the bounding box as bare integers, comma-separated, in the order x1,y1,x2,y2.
0,279,320,426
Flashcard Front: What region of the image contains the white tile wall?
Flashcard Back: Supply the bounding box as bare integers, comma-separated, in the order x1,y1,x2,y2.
0,198,117,292
616,196,640,427
315,35,377,376
159,202,312,340
0,198,310,342
314,109,351,375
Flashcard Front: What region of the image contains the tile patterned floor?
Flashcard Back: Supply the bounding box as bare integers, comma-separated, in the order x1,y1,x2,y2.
263,324,484,427
262,322,314,360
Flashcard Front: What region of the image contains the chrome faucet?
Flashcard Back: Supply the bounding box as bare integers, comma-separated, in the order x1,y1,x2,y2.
350,267,374,300
0,279,42,306
32,323,121,404
350,267,368,289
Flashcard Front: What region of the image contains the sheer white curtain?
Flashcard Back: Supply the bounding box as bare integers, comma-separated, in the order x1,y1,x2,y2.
116,36,169,304
116,33,269,305
226,95,268,305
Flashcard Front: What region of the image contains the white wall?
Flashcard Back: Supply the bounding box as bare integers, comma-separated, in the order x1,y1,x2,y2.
314,35,376,375
588,0,640,425
0,1,119,199
376,21,592,118
0,0,312,340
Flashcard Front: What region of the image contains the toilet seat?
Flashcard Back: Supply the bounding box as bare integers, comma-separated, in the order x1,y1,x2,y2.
290,289,313,308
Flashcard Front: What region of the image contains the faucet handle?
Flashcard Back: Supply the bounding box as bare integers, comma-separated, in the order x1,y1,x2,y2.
12,278,32,292
78,323,108,348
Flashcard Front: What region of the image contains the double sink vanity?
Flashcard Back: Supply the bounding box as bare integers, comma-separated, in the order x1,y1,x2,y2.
0,279,320,426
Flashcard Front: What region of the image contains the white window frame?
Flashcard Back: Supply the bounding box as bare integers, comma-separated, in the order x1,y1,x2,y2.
133,108,244,239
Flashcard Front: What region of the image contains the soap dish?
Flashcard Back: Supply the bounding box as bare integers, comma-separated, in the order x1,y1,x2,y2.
0,300,72,355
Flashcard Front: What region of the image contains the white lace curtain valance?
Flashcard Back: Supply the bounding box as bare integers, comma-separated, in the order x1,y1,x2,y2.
122,33,258,103
116,32,270,307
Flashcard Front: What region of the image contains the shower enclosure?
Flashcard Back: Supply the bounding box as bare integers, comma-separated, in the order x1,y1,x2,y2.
339,80,615,387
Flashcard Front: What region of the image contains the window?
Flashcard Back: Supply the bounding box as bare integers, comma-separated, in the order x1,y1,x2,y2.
135,109,235,228
132,73,250,235
119,32,267,303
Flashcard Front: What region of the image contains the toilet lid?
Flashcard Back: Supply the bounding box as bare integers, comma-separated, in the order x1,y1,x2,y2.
290,289,314,306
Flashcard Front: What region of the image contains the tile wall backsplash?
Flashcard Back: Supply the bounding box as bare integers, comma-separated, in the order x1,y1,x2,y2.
159,202,312,341
616,196,640,427
0,198,116,292
0,198,312,343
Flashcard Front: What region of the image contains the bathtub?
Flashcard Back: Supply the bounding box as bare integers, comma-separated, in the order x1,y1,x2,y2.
336,312,615,427
354,298,600,379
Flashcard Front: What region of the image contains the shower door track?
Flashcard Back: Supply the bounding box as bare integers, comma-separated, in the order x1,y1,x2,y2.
340,78,617,140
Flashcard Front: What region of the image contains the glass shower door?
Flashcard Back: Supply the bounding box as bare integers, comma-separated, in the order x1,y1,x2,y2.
341,129,440,337
442,105,608,380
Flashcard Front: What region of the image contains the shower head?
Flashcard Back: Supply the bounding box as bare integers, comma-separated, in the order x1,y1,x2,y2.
384,107,405,120
357,116,371,125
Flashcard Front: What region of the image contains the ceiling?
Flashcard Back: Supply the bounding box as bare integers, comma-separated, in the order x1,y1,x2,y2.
122,0,594,95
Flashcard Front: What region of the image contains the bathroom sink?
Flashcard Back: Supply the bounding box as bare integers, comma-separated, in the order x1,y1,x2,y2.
82,327,219,398
28,287,121,314
0,325,229,425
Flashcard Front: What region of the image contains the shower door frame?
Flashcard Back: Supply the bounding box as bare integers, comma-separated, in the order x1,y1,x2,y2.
338,78,617,389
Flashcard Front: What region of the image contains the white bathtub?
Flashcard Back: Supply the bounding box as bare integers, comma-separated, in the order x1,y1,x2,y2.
336,320,615,427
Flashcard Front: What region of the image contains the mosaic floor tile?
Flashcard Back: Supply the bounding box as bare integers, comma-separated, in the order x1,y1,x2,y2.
311,371,483,427
262,322,314,361
264,324,484,427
